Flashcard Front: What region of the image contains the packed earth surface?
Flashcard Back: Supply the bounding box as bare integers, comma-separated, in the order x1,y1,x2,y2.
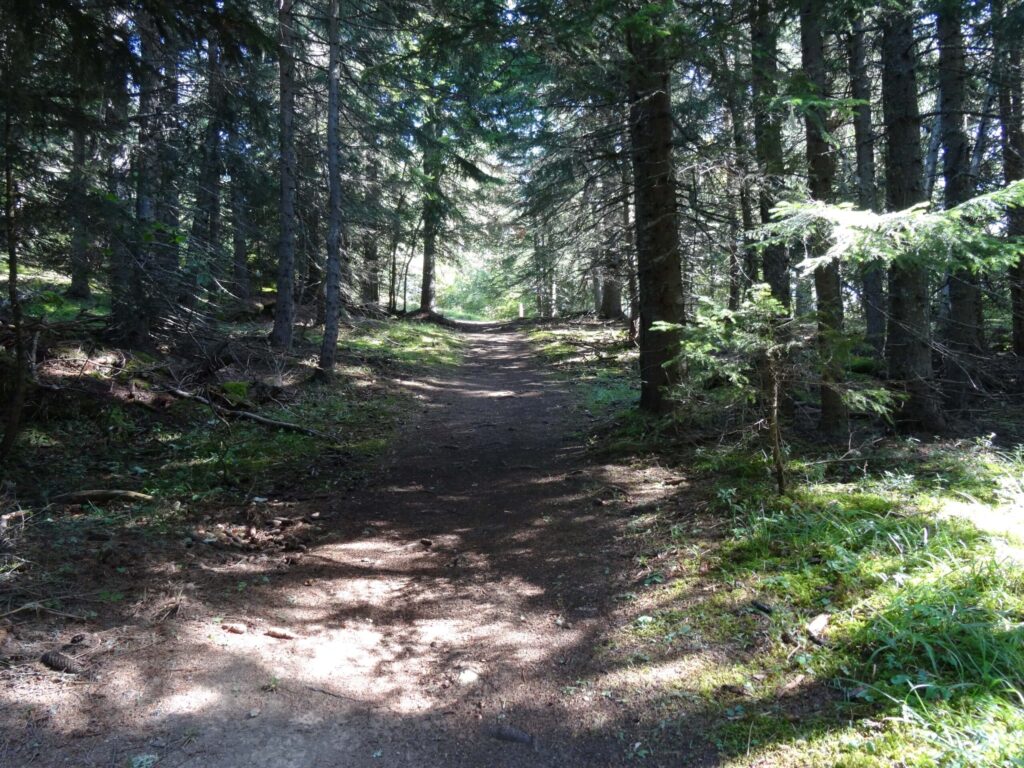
0,326,716,768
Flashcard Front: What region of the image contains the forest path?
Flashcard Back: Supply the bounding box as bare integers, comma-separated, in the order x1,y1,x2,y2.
9,326,713,768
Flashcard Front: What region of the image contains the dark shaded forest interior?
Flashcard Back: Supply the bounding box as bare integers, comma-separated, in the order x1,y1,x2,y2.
2,0,1024,766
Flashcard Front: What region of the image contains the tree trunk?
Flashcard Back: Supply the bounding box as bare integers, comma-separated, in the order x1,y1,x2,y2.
420,127,442,313
361,154,381,305
125,8,159,346
388,232,399,313
720,47,757,307
848,18,885,356
801,0,848,437
67,33,94,301
401,216,422,313
67,120,91,299
1,99,26,463
297,93,326,308
731,125,757,306
749,0,789,309
318,0,343,373
619,135,640,339
386,186,408,314
105,43,134,336
970,80,998,184
997,0,1024,356
728,210,741,311
271,0,297,349
228,127,250,302
362,230,380,307
532,222,549,317
155,33,181,314
185,35,224,309
923,114,942,200
420,205,439,312
627,22,686,413
794,278,813,317
599,178,623,319
599,271,622,319
938,2,982,407
881,8,946,432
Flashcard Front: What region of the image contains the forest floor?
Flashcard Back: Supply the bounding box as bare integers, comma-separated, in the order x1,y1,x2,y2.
3,318,1024,768
0,322,720,768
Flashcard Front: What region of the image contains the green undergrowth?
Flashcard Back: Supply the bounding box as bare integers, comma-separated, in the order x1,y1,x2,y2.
528,322,728,456
526,320,1024,765
526,322,638,421
6,264,111,320
7,319,461,517
341,319,464,369
1,316,461,627
604,435,1024,766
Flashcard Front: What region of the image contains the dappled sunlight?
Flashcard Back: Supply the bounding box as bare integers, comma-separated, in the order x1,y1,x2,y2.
394,378,443,393
595,653,720,691
2,326,737,766
155,685,222,717
939,485,1024,556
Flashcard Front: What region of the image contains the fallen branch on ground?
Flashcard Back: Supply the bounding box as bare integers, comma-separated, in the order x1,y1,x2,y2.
50,490,154,505
164,386,340,442
0,602,87,620
0,508,30,526
560,339,619,359
305,684,377,704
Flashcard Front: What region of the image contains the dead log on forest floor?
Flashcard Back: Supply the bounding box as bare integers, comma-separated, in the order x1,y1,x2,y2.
50,490,154,505
164,386,340,443
559,338,619,361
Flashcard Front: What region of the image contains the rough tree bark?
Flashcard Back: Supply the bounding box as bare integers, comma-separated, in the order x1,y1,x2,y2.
124,8,160,346
532,219,551,318
105,36,134,334
719,46,757,310
618,133,640,338
296,94,326,308
726,98,757,308
67,117,91,299
997,0,1024,356
228,126,250,303
970,81,998,184
881,7,946,432
419,119,442,313
848,18,885,356
627,19,686,413
386,182,408,314
923,114,943,201
67,24,96,302
155,31,182,312
185,34,224,309
749,0,789,309
318,0,343,373
362,152,381,306
801,0,848,436
270,0,297,349
1,90,26,463
938,1,983,407
599,264,623,319
599,177,623,319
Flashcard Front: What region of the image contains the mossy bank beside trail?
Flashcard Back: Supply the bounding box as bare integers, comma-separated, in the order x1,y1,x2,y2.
526,320,1024,767
8,317,464,505
1,317,463,627
1,316,1023,767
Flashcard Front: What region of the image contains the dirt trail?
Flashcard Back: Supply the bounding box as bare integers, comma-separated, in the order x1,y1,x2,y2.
2,327,709,767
